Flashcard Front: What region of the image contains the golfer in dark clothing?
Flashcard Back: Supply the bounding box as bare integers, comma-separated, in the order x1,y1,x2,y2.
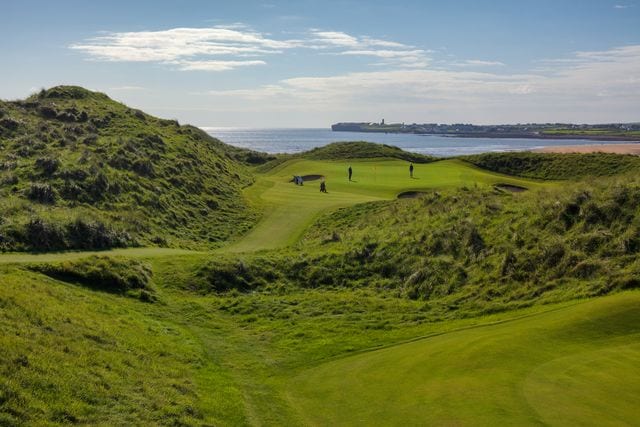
348,166,353,181
409,163,414,178
320,180,327,193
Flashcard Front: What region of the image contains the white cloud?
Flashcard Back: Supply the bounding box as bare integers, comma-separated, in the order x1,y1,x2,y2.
71,25,428,71
454,59,505,67
176,59,266,71
338,49,429,67
309,29,428,67
201,44,640,123
361,37,408,49
339,49,424,58
614,4,632,9
310,30,360,47
109,86,147,91
70,26,301,71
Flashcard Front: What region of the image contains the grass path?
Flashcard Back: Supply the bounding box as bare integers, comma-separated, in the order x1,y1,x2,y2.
287,291,640,426
227,158,547,252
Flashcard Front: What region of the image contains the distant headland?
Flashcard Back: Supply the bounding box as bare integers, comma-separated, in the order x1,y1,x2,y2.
331,120,640,141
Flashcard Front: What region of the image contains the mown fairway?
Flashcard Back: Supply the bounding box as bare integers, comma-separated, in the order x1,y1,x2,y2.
287,291,640,426
228,158,546,252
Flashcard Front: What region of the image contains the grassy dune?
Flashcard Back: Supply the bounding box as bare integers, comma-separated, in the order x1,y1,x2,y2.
288,291,640,426
0,86,265,251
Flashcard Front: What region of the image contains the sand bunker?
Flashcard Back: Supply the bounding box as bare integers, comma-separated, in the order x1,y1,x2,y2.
397,191,428,199
290,174,324,182
495,183,527,193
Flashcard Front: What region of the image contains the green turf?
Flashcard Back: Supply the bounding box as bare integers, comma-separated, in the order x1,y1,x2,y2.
0,266,246,425
287,291,640,426
228,158,548,252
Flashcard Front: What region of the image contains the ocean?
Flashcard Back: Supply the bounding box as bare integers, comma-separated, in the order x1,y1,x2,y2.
203,127,622,157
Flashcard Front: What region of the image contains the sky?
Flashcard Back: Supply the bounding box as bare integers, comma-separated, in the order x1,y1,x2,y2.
1,0,639,127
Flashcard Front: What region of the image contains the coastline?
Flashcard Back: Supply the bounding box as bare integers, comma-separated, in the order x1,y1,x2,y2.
533,143,640,155
440,133,640,142
332,130,640,142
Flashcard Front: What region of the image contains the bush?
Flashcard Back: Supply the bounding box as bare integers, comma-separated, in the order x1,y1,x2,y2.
35,156,60,175
195,258,280,293
85,172,109,200
60,180,83,200
131,109,146,121
0,118,20,131
27,183,56,204
65,218,133,249
24,218,66,251
41,86,90,99
1,173,18,186
132,159,154,176
38,105,58,119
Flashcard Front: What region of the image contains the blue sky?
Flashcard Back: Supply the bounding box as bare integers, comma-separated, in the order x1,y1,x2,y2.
2,0,639,126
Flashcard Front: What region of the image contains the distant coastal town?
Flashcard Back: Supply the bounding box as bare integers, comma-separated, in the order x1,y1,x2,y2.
331,120,640,141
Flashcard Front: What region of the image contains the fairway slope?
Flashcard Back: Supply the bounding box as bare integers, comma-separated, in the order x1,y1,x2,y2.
229,158,546,252
288,292,640,426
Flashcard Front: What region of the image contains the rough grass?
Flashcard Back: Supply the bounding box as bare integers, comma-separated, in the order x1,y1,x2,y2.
463,151,640,180
0,86,259,251
0,266,246,426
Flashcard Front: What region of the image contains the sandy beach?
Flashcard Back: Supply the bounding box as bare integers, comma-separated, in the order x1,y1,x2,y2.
534,143,640,155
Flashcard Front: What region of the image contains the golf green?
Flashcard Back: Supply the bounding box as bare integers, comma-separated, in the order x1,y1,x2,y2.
287,291,640,426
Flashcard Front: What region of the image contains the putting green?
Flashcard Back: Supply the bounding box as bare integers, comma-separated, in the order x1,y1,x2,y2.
287,291,640,426
227,158,546,252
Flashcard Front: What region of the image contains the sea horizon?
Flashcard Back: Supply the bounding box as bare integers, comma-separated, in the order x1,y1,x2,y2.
203,126,633,157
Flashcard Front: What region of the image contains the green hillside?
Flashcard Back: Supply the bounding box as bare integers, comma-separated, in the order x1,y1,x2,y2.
303,141,436,162
0,86,265,251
